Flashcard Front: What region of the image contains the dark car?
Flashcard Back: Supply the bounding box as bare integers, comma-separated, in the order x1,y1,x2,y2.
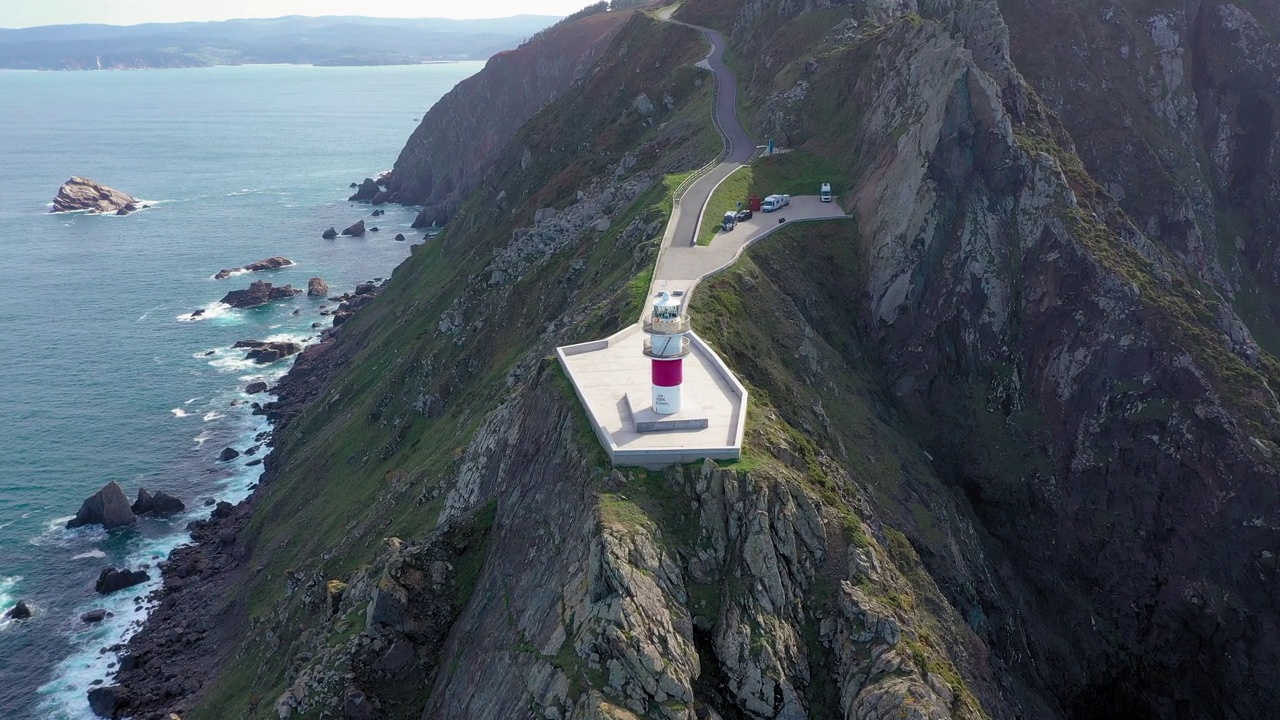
735,208,753,221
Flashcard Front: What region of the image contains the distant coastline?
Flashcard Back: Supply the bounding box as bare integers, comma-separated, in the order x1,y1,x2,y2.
0,13,559,71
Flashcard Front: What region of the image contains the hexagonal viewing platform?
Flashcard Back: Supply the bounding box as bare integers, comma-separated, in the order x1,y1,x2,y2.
556,323,746,468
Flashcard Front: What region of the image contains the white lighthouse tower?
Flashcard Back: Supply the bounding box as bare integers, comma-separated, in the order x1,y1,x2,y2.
643,292,691,414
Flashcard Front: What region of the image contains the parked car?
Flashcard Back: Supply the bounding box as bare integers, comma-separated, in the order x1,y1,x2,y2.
721,211,737,231
736,208,753,221
820,182,832,202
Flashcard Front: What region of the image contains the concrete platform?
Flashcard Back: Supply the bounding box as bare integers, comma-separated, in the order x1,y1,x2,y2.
557,324,746,468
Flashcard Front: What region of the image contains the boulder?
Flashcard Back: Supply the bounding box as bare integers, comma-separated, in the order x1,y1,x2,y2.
246,381,268,394
5,600,32,620
87,685,129,718
81,609,109,623
394,233,406,241
211,501,234,519
369,226,380,232
349,178,379,202
115,207,130,216
50,177,138,214
219,447,240,462
219,280,302,309
234,340,303,364
213,256,293,280
94,567,149,595
322,226,338,239
341,220,366,237
131,489,184,516
307,277,329,297
190,309,205,318
355,282,377,295
66,481,137,530
370,209,385,216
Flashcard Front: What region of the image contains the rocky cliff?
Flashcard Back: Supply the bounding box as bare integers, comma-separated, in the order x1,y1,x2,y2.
378,7,638,227
108,2,1280,719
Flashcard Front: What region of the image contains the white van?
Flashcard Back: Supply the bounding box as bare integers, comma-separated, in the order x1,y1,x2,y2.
820,183,832,202
761,194,790,212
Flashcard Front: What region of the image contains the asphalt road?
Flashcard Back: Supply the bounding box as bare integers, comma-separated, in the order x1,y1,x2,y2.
646,10,851,309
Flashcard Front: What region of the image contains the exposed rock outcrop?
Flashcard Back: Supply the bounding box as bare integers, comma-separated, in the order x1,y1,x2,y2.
219,280,302,309
306,277,329,297
234,339,303,364
212,256,294,280
66,481,137,530
5,600,32,620
95,567,149,595
50,177,138,214
381,9,636,226
341,220,366,237
322,227,338,239
245,381,268,394
131,489,185,516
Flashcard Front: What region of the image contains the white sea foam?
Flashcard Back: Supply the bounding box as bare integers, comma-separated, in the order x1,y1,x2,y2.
176,301,237,324
71,550,105,560
193,432,211,447
202,411,224,422
184,397,201,405
170,408,189,418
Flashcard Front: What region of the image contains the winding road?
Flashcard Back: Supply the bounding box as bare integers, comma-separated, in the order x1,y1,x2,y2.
647,8,849,307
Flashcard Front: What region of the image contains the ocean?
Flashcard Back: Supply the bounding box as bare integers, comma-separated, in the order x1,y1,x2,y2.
0,61,483,719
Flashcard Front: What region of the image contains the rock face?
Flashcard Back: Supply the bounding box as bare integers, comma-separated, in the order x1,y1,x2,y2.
87,685,129,718
212,256,294,280
5,600,32,620
50,177,138,214
66,481,137,530
322,226,338,239
307,277,329,297
341,220,366,237
234,339,303,364
219,280,302,309
348,177,381,202
381,9,635,227
95,567,149,595
131,489,185,516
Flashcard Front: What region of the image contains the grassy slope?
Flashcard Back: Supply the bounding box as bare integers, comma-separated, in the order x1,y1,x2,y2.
188,14,718,718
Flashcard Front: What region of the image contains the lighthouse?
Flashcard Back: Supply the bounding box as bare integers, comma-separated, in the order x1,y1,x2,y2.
643,292,691,414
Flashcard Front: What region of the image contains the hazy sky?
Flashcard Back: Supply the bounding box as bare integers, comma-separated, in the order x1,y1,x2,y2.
0,0,594,28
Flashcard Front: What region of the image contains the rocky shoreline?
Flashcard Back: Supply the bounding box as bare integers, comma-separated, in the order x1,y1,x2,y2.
92,280,386,719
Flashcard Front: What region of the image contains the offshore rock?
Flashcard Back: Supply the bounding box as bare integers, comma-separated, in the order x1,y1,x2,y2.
50,177,138,214
341,220,366,237
66,481,136,530
322,227,338,239
213,256,294,280
219,447,240,462
234,340,303,364
5,600,32,620
95,567,150,595
131,488,185,516
348,177,380,202
219,280,303,309
307,277,329,297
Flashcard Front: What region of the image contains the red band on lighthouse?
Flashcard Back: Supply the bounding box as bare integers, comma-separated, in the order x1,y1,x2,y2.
652,358,682,387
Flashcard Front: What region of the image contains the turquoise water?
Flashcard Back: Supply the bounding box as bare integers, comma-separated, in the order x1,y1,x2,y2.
0,61,482,719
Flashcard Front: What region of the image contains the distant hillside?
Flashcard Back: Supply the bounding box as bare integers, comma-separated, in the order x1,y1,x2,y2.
0,15,561,70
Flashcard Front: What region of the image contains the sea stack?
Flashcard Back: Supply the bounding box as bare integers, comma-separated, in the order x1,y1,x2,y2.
66,481,137,530
50,177,138,214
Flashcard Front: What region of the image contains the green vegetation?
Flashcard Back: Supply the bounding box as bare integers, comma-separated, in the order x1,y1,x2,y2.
696,166,753,245
751,150,842,197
